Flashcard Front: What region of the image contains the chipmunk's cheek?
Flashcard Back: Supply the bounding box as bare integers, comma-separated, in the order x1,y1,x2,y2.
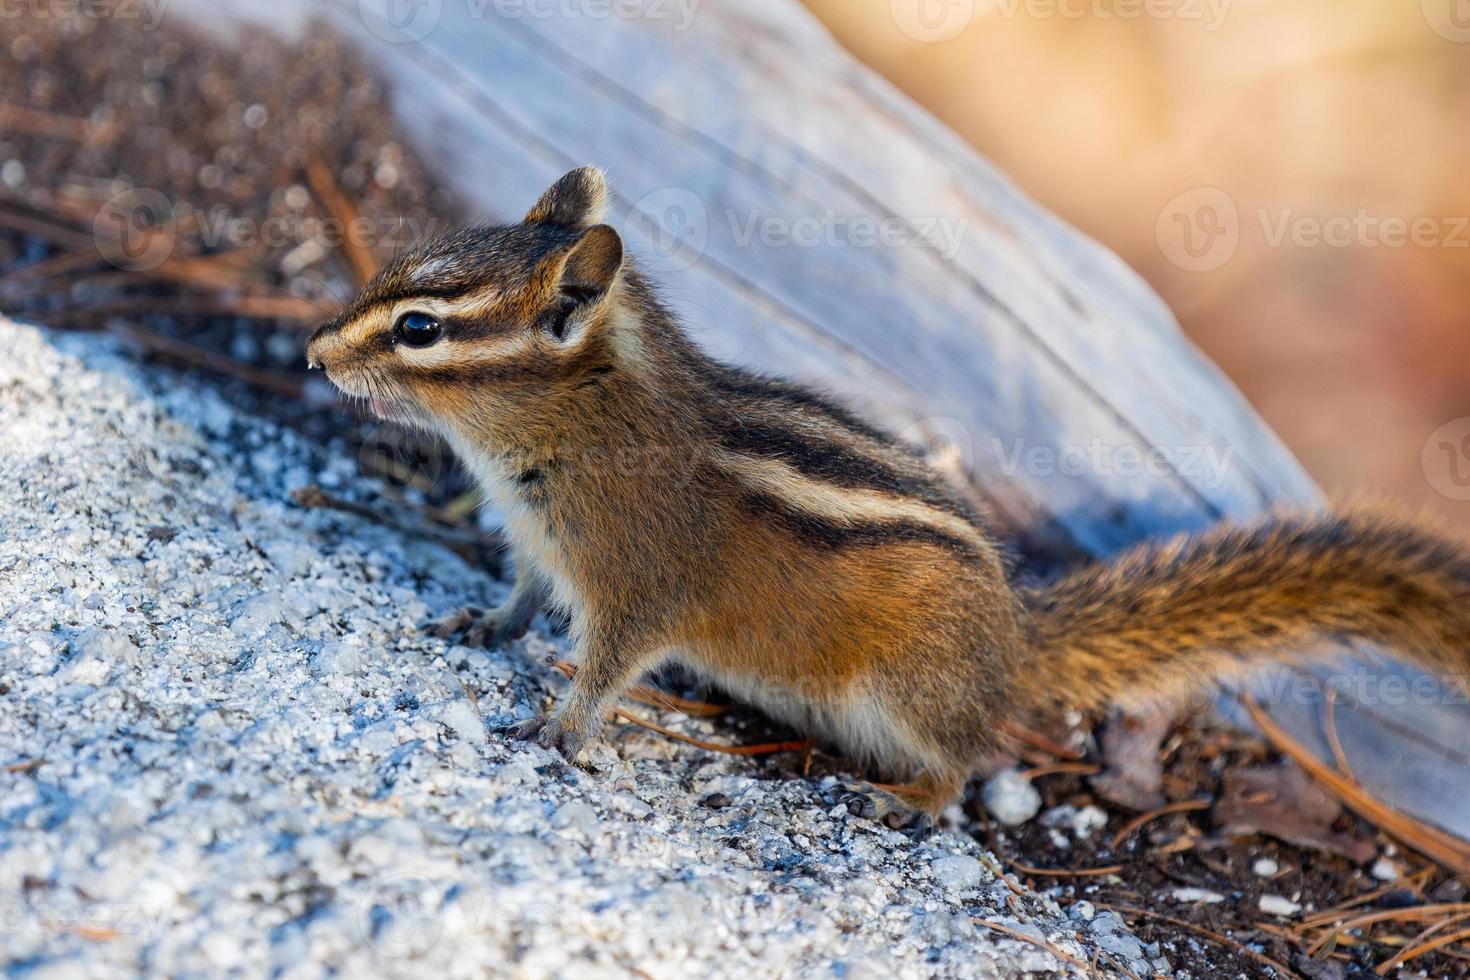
413,383,470,425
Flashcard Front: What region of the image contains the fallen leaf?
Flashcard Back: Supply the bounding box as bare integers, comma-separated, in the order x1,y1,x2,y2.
1213,763,1375,863
1090,708,1170,811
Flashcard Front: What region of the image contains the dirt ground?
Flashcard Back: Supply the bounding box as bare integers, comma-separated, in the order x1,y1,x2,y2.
972,716,1469,978
707,692,1470,978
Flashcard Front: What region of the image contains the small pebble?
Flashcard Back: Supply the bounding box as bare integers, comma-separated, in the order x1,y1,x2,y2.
440,699,486,745
1040,804,1108,838
1431,879,1467,902
1253,857,1279,877
1,159,25,189
1371,857,1400,882
980,769,1042,827
1377,889,1422,909
1170,888,1225,904
1258,895,1302,917
552,801,598,833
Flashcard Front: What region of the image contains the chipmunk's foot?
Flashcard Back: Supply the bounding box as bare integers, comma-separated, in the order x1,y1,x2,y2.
503,715,546,741
829,782,936,842
503,714,588,761
536,717,589,761
425,603,534,649
833,782,882,819
890,811,934,842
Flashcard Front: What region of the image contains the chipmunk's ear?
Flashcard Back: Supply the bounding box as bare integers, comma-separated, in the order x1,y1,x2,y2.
557,224,623,302
535,225,623,340
525,167,609,229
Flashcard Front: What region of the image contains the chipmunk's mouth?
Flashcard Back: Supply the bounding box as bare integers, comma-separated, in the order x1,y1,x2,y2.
369,394,411,423
315,365,414,424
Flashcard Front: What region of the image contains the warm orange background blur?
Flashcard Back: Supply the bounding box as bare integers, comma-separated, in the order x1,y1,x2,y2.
801,0,1470,533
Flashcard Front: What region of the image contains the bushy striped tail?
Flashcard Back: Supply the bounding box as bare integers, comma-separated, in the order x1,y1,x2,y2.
1015,506,1470,714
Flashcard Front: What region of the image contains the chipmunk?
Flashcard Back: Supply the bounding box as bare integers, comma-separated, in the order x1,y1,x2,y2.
307,168,1470,831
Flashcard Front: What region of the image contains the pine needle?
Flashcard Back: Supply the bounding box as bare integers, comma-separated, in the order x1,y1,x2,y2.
1243,694,1470,875
1008,859,1123,878
550,660,805,756
1103,903,1301,979
1107,798,1210,851
305,159,380,287
971,919,1096,975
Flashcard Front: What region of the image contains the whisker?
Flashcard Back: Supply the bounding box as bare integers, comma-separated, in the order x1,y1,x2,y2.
392,188,406,263
295,294,341,319
304,271,347,308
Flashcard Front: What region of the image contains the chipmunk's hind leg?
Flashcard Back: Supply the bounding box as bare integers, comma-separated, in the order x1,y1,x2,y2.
831,770,968,840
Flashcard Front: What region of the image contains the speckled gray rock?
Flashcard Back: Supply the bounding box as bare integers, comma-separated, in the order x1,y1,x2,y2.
0,320,1157,978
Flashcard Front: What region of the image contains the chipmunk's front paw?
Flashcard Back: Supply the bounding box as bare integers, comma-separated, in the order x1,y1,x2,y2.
505,716,547,742
425,606,482,640
829,783,934,841
889,811,934,842
504,714,589,761
424,604,534,649
833,782,880,819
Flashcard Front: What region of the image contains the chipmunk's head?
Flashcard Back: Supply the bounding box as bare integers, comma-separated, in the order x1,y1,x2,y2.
306,168,630,439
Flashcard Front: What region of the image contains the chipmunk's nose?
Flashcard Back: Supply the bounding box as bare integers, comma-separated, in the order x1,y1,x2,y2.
304,340,325,371
305,319,339,373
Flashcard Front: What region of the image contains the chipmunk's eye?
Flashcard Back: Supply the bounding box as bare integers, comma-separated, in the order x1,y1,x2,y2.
393,312,443,348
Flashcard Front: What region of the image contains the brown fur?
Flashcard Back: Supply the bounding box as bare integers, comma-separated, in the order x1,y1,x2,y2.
307,169,1470,818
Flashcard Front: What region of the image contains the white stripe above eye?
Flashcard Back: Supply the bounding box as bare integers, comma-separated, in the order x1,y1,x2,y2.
388,289,502,326
709,447,990,552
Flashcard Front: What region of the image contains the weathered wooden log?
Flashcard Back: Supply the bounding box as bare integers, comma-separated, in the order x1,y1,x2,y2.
191,0,1470,840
